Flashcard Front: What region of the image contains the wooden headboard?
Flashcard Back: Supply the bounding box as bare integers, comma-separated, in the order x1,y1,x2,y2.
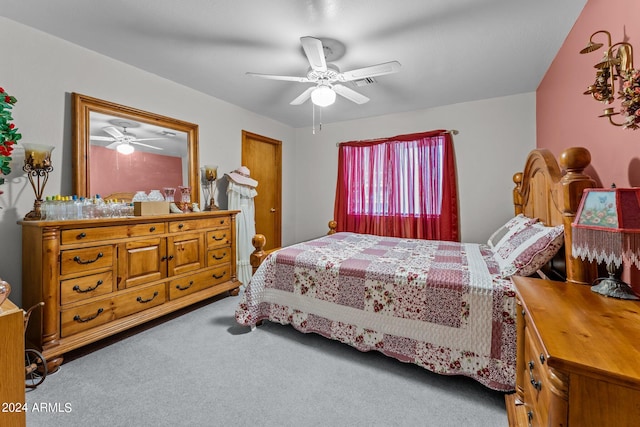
512,147,597,285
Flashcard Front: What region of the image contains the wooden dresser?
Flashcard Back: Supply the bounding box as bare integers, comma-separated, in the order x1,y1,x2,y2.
506,276,640,427
0,298,26,427
21,210,239,371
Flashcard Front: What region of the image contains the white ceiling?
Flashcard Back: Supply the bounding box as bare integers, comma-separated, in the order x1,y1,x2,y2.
1,0,587,128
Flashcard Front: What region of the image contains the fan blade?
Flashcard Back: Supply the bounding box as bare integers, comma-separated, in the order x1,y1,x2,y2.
338,61,401,82
131,141,163,150
246,72,310,83
333,84,370,104
106,141,120,150
133,138,165,142
300,36,327,72
90,136,115,142
103,126,124,138
290,87,316,105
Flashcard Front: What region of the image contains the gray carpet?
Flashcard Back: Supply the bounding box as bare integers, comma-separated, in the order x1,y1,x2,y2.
25,291,509,426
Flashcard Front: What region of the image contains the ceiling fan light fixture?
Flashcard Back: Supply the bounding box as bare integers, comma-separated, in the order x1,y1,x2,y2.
311,85,336,107
117,143,135,155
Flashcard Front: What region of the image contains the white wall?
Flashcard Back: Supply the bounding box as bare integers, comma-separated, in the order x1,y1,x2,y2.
293,93,537,244
0,18,295,304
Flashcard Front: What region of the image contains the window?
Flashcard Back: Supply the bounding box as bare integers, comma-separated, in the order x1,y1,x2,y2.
334,130,459,241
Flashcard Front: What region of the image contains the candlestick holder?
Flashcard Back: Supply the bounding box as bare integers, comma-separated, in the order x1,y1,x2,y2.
202,165,219,211
22,143,55,221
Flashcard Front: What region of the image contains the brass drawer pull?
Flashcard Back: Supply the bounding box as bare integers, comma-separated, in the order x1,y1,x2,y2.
527,410,533,427
212,252,227,260
528,361,542,390
212,271,227,280
78,232,87,239
178,223,184,229
73,252,103,264
161,255,174,261
74,308,104,323
149,226,156,232
212,234,227,241
137,291,159,304
72,280,103,293
219,219,225,224
175,281,194,291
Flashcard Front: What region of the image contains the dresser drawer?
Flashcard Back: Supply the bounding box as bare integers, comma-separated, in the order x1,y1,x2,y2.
60,271,114,305
127,222,166,237
522,324,568,427
206,228,231,248
61,283,166,337
113,282,166,319
207,247,231,266
169,216,230,233
169,265,231,300
60,245,115,276
61,298,114,337
61,226,129,244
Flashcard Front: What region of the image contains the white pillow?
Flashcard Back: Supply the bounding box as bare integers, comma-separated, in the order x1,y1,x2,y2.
487,214,539,249
493,222,564,277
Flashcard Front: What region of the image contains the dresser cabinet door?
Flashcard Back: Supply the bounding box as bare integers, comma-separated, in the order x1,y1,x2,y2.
119,238,167,289
167,232,205,276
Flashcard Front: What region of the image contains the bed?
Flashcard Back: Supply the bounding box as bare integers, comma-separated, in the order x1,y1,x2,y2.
235,147,597,391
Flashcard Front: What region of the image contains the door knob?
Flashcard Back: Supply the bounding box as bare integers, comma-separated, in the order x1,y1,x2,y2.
270,208,276,212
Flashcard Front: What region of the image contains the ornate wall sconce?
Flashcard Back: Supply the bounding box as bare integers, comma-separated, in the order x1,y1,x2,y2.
580,30,638,129
22,143,55,220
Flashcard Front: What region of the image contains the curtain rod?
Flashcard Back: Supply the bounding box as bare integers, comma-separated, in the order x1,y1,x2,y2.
335,129,459,147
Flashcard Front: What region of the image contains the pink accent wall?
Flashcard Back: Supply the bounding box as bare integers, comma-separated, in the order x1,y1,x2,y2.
538,0,640,292
89,146,183,197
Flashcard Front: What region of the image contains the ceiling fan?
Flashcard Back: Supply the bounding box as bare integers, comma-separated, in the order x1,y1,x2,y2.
246,36,401,107
90,125,164,155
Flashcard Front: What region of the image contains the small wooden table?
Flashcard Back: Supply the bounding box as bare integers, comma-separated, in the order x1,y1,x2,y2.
506,276,640,427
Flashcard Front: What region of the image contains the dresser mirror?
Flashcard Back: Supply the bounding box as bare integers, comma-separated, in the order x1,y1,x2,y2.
72,93,199,204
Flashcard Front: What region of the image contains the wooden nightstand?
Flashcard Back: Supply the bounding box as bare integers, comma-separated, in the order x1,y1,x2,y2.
506,276,640,427
0,298,26,427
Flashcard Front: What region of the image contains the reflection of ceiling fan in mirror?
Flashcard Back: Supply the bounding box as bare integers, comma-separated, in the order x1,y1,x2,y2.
246,36,401,107
90,122,165,155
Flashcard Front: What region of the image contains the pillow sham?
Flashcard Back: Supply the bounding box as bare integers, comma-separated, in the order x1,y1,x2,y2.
493,222,564,277
486,214,539,249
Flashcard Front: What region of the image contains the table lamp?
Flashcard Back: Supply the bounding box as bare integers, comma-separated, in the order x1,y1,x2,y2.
572,187,640,300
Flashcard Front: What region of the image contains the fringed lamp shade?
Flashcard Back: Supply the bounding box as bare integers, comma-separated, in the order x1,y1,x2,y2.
572,187,640,299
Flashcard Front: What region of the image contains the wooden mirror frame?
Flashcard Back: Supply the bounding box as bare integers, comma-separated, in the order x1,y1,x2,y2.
72,93,200,204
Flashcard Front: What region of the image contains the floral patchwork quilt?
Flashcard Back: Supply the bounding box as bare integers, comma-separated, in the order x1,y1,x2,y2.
236,232,517,391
